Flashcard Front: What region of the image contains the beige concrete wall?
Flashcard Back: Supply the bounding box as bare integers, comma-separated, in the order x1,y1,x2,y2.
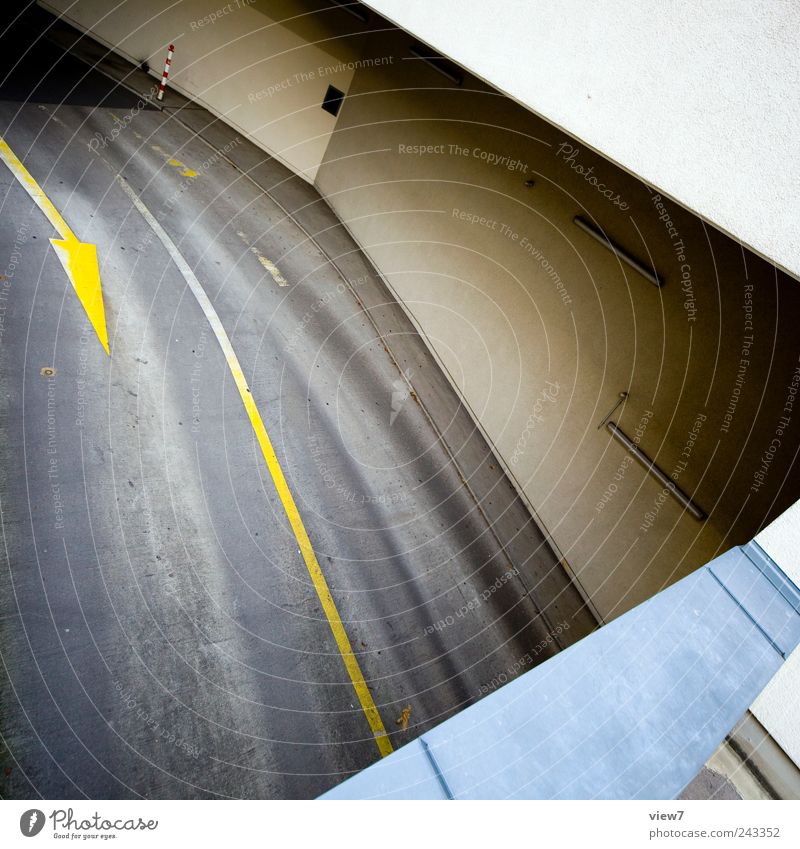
40,0,374,180
316,28,800,619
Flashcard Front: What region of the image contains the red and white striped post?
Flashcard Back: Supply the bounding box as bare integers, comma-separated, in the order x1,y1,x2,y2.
156,44,174,101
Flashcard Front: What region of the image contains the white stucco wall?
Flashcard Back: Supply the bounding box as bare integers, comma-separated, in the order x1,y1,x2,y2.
752,503,800,767
361,0,800,282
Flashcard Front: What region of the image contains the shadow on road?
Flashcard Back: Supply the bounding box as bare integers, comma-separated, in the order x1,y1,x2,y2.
0,5,152,108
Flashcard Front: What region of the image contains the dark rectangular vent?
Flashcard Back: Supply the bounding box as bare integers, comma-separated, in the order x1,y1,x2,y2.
322,84,345,116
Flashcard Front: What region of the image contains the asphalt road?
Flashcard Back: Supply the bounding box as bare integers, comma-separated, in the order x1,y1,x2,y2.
0,13,593,799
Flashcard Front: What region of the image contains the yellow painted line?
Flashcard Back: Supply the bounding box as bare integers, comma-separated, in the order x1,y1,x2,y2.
115,174,392,757
236,230,288,286
168,158,198,178
151,143,198,177
0,136,110,354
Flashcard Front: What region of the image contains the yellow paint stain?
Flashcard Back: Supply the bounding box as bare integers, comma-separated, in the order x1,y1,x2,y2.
395,704,412,731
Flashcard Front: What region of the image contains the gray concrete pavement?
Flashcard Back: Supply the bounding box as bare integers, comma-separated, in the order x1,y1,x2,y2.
0,11,593,799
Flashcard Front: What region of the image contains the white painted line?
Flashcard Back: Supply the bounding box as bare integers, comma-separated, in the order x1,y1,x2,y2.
255,254,287,287
116,174,238,351
235,230,288,286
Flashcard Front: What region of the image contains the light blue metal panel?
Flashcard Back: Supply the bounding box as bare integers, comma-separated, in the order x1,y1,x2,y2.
709,542,800,657
744,541,800,613
324,738,450,799
321,544,800,800
426,565,779,799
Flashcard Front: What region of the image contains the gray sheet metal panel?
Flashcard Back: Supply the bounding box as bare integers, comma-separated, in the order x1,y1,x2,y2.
322,544,800,799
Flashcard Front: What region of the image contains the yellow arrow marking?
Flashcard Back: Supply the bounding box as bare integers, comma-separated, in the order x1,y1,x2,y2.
0,137,109,354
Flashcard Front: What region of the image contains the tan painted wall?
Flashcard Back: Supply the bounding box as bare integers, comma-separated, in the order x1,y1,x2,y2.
40,0,373,180
316,28,800,620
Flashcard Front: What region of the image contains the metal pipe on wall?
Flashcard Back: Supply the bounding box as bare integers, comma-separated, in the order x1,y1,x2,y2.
574,216,664,287
606,420,706,520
